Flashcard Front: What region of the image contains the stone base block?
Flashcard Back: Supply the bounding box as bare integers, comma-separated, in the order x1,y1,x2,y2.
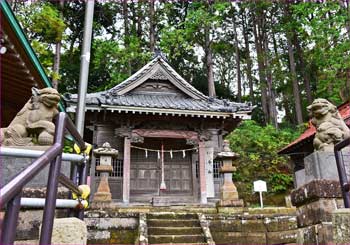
266,230,298,244
296,223,333,245
211,232,266,245
291,180,342,207
41,218,87,244
1,157,71,188
332,208,350,244
300,151,350,187
296,198,343,227
93,192,112,202
218,199,244,207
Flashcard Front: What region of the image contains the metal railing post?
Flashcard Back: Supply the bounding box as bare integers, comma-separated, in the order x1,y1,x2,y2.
77,159,87,220
39,113,65,245
334,137,350,208
0,193,22,245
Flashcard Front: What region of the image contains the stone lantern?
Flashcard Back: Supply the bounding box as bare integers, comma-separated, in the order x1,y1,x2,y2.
216,140,243,207
93,142,118,202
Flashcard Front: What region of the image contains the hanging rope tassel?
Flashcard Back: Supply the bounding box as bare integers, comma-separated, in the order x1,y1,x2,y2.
183,150,186,158
170,150,173,159
145,149,148,158
157,150,160,159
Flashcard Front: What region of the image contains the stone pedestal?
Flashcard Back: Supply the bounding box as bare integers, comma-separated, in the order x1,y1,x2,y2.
332,208,350,245
295,151,350,188
291,151,349,244
216,140,243,207
45,218,87,244
93,142,118,203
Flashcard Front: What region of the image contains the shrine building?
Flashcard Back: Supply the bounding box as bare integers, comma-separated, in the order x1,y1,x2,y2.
65,55,253,205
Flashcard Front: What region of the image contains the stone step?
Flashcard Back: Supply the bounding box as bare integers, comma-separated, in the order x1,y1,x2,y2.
149,234,206,244
147,212,198,220
148,226,203,235
153,243,207,245
15,240,38,245
147,219,200,227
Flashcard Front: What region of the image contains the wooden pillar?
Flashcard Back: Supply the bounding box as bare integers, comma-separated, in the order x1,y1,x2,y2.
123,137,131,204
198,141,207,204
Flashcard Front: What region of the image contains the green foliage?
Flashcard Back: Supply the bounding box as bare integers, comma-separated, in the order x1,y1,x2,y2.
269,173,294,193
31,4,66,43
227,120,301,199
13,1,350,124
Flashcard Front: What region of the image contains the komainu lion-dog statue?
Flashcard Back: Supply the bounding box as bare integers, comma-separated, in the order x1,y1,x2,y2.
307,98,350,151
0,87,61,146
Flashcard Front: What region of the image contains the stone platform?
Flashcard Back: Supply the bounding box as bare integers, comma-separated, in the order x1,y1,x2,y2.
12,205,298,245
85,206,298,245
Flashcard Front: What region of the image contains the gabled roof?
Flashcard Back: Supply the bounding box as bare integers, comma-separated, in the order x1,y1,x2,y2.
1,0,64,126
109,56,207,100
279,101,350,154
65,55,253,119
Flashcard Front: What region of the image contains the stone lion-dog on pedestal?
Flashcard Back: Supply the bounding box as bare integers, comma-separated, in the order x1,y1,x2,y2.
0,87,61,147
307,98,350,151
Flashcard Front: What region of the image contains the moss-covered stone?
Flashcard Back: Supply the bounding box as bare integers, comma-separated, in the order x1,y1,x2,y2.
266,230,298,244
264,216,297,232
209,219,241,232
212,231,266,244
241,219,266,232
110,229,138,244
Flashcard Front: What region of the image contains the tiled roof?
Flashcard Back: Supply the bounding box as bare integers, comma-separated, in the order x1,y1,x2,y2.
65,92,251,113
279,102,350,154
65,55,253,116
109,56,207,100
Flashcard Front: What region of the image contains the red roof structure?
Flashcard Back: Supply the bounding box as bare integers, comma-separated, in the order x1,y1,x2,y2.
279,101,350,155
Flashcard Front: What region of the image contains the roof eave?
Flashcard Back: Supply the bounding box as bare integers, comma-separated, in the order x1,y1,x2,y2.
66,104,251,120
1,0,64,112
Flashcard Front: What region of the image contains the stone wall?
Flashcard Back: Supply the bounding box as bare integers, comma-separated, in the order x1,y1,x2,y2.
85,210,139,244
207,208,298,244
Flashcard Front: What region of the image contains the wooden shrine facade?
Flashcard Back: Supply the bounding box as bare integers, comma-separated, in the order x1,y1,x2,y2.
66,55,253,205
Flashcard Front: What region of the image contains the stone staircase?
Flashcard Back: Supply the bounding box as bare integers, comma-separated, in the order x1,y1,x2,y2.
147,213,208,244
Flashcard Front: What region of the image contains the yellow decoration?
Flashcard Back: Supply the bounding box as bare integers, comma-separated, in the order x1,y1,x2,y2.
79,184,91,200
72,184,90,208
74,142,92,155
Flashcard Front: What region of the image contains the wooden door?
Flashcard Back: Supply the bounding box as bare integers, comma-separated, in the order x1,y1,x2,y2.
163,152,192,195
130,149,159,195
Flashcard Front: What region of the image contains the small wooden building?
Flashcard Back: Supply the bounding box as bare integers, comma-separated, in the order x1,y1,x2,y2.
279,101,350,184
66,56,252,205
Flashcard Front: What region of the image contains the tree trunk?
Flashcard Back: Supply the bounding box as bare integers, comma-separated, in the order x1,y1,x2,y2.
233,20,241,102
205,25,216,97
137,2,143,38
52,0,64,90
285,3,303,125
347,0,350,38
242,13,254,104
346,0,350,100
252,12,268,125
149,0,155,53
123,0,131,76
294,34,313,104
205,1,215,97
263,33,278,128
287,34,303,124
